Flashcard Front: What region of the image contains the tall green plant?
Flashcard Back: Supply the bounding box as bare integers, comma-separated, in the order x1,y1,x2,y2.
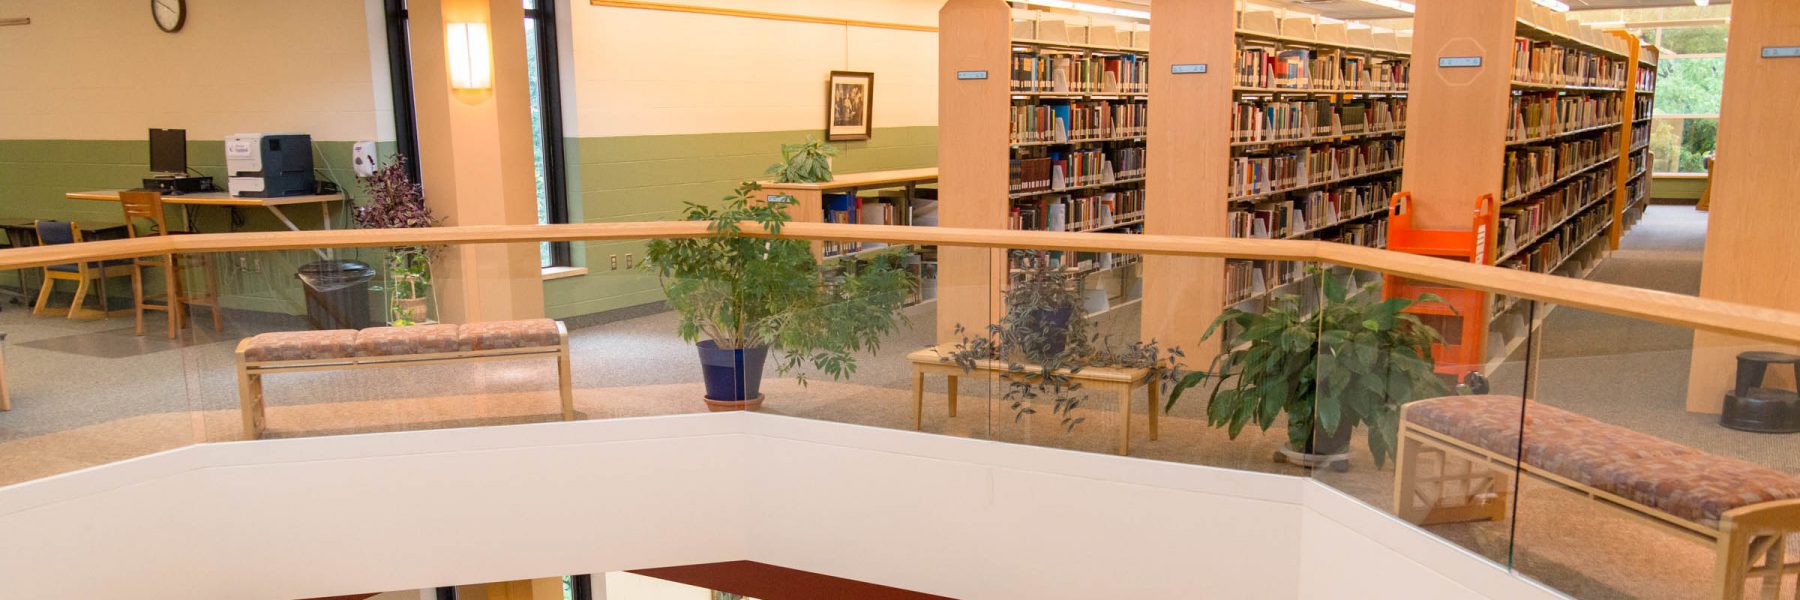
1167,268,1452,466
642,181,914,382
766,137,839,184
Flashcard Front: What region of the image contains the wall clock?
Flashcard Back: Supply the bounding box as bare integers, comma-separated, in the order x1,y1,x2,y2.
151,0,185,33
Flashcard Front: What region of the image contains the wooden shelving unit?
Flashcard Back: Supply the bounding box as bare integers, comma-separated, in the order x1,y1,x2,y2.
937,0,1151,339
1614,38,1658,243
1219,9,1413,322
753,168,943,306
1402,0,1639,372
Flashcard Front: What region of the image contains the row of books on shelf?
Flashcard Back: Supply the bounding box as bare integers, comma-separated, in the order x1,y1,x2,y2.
1009,250,1140,276
1495,169,1613,258
1010,52,1148,94
1630,125,1649,150
1228,140,1404,199
1231,99,1405,143
1234,46,1410,91
1329,219,1387,248
1511,38,1627,88
1507,93,1621,142
1636,69,1657,93
1497,208,1609,274
1502,132,1619,199
1227,179,1395,240
1633,96,1654,120
1225,260,1303,304
1628,147,1649,176
1010,101,1146,144
1008,147,1146,195
1009,188,1146,233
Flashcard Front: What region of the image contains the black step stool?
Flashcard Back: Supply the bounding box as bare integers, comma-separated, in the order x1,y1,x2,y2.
1722,351,1800,433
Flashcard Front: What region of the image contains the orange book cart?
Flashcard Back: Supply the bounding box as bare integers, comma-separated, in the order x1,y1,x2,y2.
1383,192,1494,381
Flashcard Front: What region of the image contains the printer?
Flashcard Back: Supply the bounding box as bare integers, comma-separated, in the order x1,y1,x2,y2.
225,133,316,198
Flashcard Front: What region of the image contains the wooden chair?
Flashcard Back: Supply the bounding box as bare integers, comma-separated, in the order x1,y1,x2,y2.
31,221,132,320
118,190,222,338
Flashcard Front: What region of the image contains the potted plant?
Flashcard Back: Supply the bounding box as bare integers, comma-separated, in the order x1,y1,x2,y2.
766,137,838,184
642,181,914,411
939,253,1183,431
353,156,441,326
1167,267,1452,470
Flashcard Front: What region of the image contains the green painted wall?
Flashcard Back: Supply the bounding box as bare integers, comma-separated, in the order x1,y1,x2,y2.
544,126,938,319
0,139,383,315
1651,176,1707,201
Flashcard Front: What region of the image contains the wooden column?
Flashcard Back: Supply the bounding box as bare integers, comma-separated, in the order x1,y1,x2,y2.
1609,30,1644,251
1139,0,1235,352
935,0,1010,342
1686,0,1800,413
408,0,546,324
1399,0,1518,231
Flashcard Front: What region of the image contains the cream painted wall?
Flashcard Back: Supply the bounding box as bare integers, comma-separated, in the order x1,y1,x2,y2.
603,572,712,599
567,0,940,137
0,0,392,142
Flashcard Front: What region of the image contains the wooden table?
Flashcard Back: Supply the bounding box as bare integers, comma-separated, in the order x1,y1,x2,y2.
906,344,1160,455
68,190,345,258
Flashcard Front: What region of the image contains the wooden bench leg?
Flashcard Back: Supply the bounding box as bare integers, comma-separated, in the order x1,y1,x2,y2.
912,369,924,431
1147,377,1160,441
237,370,264,440
1117,383,1131,456
1716,500,1800,600
946,374,959,418
0,339,10,412
557,347,575,421
1394,429,1510,525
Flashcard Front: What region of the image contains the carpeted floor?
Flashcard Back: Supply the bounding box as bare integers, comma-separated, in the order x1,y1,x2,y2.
0,204,1788,599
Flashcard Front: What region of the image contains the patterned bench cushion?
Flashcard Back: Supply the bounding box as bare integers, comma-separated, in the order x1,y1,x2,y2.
1407,394,1800,528
355,324,466,357
242,330,357,362
459,319,561,350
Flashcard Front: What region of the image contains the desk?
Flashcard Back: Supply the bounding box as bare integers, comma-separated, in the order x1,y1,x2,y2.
906,344,1160,455
66,190,344,233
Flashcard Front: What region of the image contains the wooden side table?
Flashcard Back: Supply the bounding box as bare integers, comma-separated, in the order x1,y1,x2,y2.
906,345,1159,455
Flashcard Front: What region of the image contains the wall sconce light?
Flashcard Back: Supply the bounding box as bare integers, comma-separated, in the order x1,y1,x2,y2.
446,22,492,90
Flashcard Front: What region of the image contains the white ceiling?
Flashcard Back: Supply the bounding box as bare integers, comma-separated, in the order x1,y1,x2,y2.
1565,0,1730,9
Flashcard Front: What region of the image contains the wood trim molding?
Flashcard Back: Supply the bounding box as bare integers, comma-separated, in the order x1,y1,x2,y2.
587,1,937,33
0,17,29,27
4,221,1800,347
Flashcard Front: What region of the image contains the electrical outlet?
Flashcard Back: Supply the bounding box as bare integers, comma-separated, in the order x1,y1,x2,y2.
625,254,634,269
609,255,618,270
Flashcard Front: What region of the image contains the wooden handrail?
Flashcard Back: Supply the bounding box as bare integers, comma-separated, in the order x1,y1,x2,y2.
2,221,1797,346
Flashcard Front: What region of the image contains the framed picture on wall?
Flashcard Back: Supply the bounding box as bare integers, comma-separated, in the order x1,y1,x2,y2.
826,71,874,141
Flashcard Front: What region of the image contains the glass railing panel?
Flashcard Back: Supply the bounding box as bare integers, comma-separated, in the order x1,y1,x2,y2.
1308,267,1531,568
1515,302,1800,600
0,247,204,485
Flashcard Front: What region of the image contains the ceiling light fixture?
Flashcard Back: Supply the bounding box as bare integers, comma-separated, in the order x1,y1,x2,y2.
1362,0,1416,15
1016,0,1150,19
1696,0,1710,6
1534,0,1571,12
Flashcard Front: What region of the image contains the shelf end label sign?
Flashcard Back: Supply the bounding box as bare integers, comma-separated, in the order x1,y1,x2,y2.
1171,63,1208,74
1439,56,1482,68
1763,46,1800,58
956,70,988,80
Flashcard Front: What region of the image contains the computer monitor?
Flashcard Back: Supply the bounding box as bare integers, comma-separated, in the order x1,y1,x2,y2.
148,128,187,176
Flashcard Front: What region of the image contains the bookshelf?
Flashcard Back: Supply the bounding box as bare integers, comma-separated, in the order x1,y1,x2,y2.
937,0,1151,340
1223,12,1411,308
1613,37,1658,243
1403,0,1637,375
753,168,942,307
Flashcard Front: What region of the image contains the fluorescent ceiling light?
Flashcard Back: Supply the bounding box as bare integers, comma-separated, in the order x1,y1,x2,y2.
1534,0,1571,12
1362,0,1416,14
1696,0,1710,6
1017,0,1150,19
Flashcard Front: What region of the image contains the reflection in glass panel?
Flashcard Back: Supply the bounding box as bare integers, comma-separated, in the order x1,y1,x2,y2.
1649,117,1717,174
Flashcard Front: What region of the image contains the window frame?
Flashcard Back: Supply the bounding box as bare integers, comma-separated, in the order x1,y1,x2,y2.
384,0,422,182
526,0,574,268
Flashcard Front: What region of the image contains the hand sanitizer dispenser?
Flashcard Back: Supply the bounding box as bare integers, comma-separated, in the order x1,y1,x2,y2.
226,133,316,197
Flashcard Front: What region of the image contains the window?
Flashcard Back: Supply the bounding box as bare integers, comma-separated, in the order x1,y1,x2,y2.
1575,5,1728,175
384,0,421,181
525,0,572,267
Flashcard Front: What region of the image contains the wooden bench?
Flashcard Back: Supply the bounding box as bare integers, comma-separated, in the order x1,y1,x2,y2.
906,345,1159,455
1395,395,1800,599
234,319,574,439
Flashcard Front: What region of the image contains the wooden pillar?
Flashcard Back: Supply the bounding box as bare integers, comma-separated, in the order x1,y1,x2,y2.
407,0,546,324
935,0,1010,342
1399,0,1517,231
1139,0,1235,352
1686,0,1800,413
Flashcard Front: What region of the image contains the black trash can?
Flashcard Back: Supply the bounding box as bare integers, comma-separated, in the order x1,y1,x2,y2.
297,260,376,330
